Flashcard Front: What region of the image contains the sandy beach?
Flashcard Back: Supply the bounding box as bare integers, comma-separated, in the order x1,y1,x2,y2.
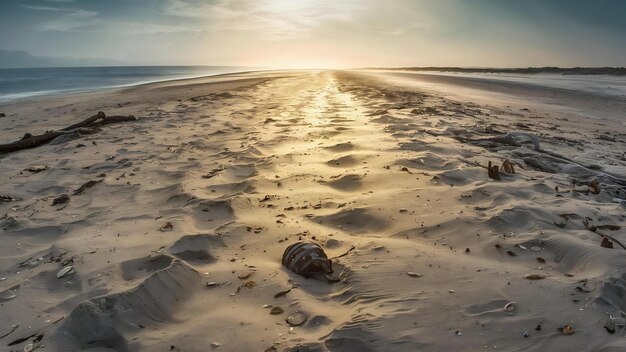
1,70,626,351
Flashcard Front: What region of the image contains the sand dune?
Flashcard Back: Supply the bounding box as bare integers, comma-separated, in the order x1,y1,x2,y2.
1,70,626,351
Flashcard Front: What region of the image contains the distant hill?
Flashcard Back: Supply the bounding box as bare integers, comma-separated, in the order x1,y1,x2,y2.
362,66,626,76
0,49,119,69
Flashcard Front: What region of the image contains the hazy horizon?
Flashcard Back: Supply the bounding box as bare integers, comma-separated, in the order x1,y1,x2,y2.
0,0,625,69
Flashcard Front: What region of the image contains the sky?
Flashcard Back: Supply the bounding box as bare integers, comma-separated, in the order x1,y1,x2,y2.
0,0,625,68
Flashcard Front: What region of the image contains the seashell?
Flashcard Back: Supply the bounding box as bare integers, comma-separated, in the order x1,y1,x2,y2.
530,246,542,252
504,302,516,313
407,272,423,278
282,242,333,277
286,311,308,326
57,266,73,278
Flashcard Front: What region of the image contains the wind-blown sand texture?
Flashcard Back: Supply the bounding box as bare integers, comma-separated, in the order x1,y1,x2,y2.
1,70,626,351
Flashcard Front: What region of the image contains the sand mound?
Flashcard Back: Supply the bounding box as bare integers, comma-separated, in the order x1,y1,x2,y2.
312,208,389,234
59,259,201,351
321,174,364,192
169,233,225,263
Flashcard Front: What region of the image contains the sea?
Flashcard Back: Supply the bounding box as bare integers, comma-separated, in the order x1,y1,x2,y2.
0,66,254,104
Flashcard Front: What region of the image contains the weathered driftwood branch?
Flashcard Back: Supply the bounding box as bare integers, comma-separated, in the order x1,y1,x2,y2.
0,112,137,154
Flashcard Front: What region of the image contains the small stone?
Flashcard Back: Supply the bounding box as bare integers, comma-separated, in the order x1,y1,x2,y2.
407,272,422,278
455,329,463,336
210,342,222,348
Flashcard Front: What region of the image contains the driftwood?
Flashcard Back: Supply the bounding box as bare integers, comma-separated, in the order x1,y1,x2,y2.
0,112,137,154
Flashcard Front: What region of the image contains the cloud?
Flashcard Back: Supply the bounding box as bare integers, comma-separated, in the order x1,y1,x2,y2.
161,0,362,40
39,9,99,32
21,5,61,11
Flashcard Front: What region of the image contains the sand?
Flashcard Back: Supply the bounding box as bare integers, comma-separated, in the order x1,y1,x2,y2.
1,70,626,351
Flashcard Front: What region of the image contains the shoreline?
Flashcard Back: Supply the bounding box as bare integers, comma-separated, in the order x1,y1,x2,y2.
0,66,266,105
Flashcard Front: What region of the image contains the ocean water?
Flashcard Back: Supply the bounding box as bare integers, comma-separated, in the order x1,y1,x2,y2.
419,71,626,98
0,66,254,103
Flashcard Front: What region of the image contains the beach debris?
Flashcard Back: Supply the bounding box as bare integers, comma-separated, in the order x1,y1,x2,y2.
523,331,529,338
535,324,542,331
536,257,546,263
525,274,546,280
7,331,39,346
605,313,625,334
286,311,308,326
23,165,49,173
270,307,284,315
160,222,174,232
0,194,16,202
465,248,470,253
601,237,614,249
56,266,74,278
0,324,19,339
604,321,616,334
0,111,138,154
73,179,103,195
210,342,222,349
242,281,257,289
407,272,423,278
558,325,575,335
201,166,224,179
487,161,500,180
454,330,463,336
282,242,333,278
590,180,601,194
331,245,355,259
52,194,70,206
503,302,516,313
501,160,516,174
206,282,218,288
274,289,291,298
506,250,518,257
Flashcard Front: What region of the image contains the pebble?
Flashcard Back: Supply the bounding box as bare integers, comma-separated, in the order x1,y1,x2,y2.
286,311,308,326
